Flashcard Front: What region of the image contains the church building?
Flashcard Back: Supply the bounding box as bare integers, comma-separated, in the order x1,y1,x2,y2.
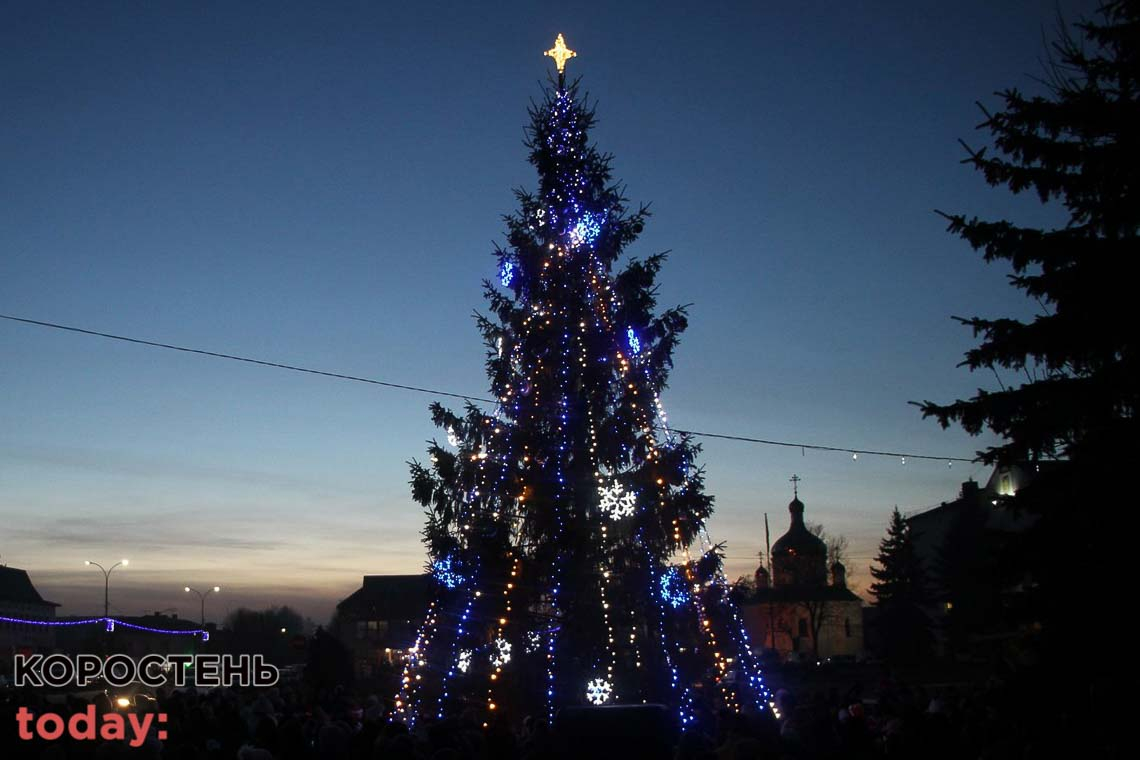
740,483,864,661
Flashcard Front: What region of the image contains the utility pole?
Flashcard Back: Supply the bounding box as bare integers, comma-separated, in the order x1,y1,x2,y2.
765,513,776,652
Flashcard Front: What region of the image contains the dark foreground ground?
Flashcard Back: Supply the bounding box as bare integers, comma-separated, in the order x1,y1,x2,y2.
0,663,1119,759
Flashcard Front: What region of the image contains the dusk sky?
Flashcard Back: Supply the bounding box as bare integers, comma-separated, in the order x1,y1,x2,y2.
1,1,1094,623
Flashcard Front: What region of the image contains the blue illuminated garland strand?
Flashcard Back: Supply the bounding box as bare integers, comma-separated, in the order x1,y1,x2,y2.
621,301,715,719
642,542,696,728
638,326,773,717
536,85,586,720
696,526,772,711
436,570,480,719
0,615,208,640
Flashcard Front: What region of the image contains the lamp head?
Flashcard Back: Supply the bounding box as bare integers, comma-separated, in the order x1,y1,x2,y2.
184,587,191,593
213,586,221,593
121,559,129,566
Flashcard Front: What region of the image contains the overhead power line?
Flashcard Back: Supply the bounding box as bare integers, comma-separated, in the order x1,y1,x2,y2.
1,312,975,464
1,313,486,403
668,429,972,463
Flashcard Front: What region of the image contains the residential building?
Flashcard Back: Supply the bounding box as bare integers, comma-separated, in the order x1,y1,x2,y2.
336,574,432,677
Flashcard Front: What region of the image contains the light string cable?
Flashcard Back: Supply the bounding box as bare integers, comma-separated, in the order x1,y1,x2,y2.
1,313,975,465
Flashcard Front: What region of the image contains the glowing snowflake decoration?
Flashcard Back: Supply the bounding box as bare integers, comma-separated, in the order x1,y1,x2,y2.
431,555,464,589
500,259,515,287
585,677,613,705
568,213,602,248
457,649,472,673
526,630,544,653
598,481,637,520
659,567,690,609
627,327,641,355
535,207,546,226
446,427,460,447
490,637,511,668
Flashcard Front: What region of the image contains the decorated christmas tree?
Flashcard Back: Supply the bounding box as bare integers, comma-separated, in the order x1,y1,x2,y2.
395,36,769,728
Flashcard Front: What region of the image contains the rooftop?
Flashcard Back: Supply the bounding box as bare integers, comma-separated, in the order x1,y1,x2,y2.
337,574,433,621
0,565,59,608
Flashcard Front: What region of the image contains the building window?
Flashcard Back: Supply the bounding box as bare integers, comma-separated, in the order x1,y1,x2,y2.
844,618,852,638
999,472,1014,496
798,619,808,638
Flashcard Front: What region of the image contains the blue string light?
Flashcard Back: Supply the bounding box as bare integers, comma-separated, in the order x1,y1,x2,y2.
0,615,208,639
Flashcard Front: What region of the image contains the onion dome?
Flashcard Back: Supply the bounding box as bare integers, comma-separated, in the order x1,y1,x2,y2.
771,493,828,587
771,497,827,558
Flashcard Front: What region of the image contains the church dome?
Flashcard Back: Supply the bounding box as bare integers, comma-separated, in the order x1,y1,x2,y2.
771,498,826,557
771,491,828,587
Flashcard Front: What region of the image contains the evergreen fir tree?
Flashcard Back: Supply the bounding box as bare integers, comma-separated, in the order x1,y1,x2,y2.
395,38,769,728
869,508,931,663
917,0,1137,466
916,1,1137,665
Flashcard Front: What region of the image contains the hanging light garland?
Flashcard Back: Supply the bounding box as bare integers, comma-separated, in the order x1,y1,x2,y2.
0,615,208,640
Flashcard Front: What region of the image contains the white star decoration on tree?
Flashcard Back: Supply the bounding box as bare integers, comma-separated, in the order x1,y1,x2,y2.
585,677,613,705
598,481,636,520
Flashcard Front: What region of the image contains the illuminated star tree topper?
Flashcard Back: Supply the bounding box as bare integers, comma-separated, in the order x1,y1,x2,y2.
544,33,577,79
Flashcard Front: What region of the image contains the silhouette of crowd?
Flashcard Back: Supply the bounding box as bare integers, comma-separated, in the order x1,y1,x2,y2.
1,671,1092,759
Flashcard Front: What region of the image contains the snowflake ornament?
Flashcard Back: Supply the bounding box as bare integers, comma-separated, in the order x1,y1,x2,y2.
490,637,512,668
626,326,641,355
431,555,464,589
568,213,602,248
585,677,613,705
446,427,460,447
457,649,472,673
526,630,544,653
598,482,637,520
659,567,691,609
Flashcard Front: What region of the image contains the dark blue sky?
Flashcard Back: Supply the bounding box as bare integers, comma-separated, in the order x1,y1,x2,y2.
0,1,1094,621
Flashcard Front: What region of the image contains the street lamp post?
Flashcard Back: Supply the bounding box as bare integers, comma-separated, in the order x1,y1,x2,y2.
85,559,128,618
184,585,221,628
